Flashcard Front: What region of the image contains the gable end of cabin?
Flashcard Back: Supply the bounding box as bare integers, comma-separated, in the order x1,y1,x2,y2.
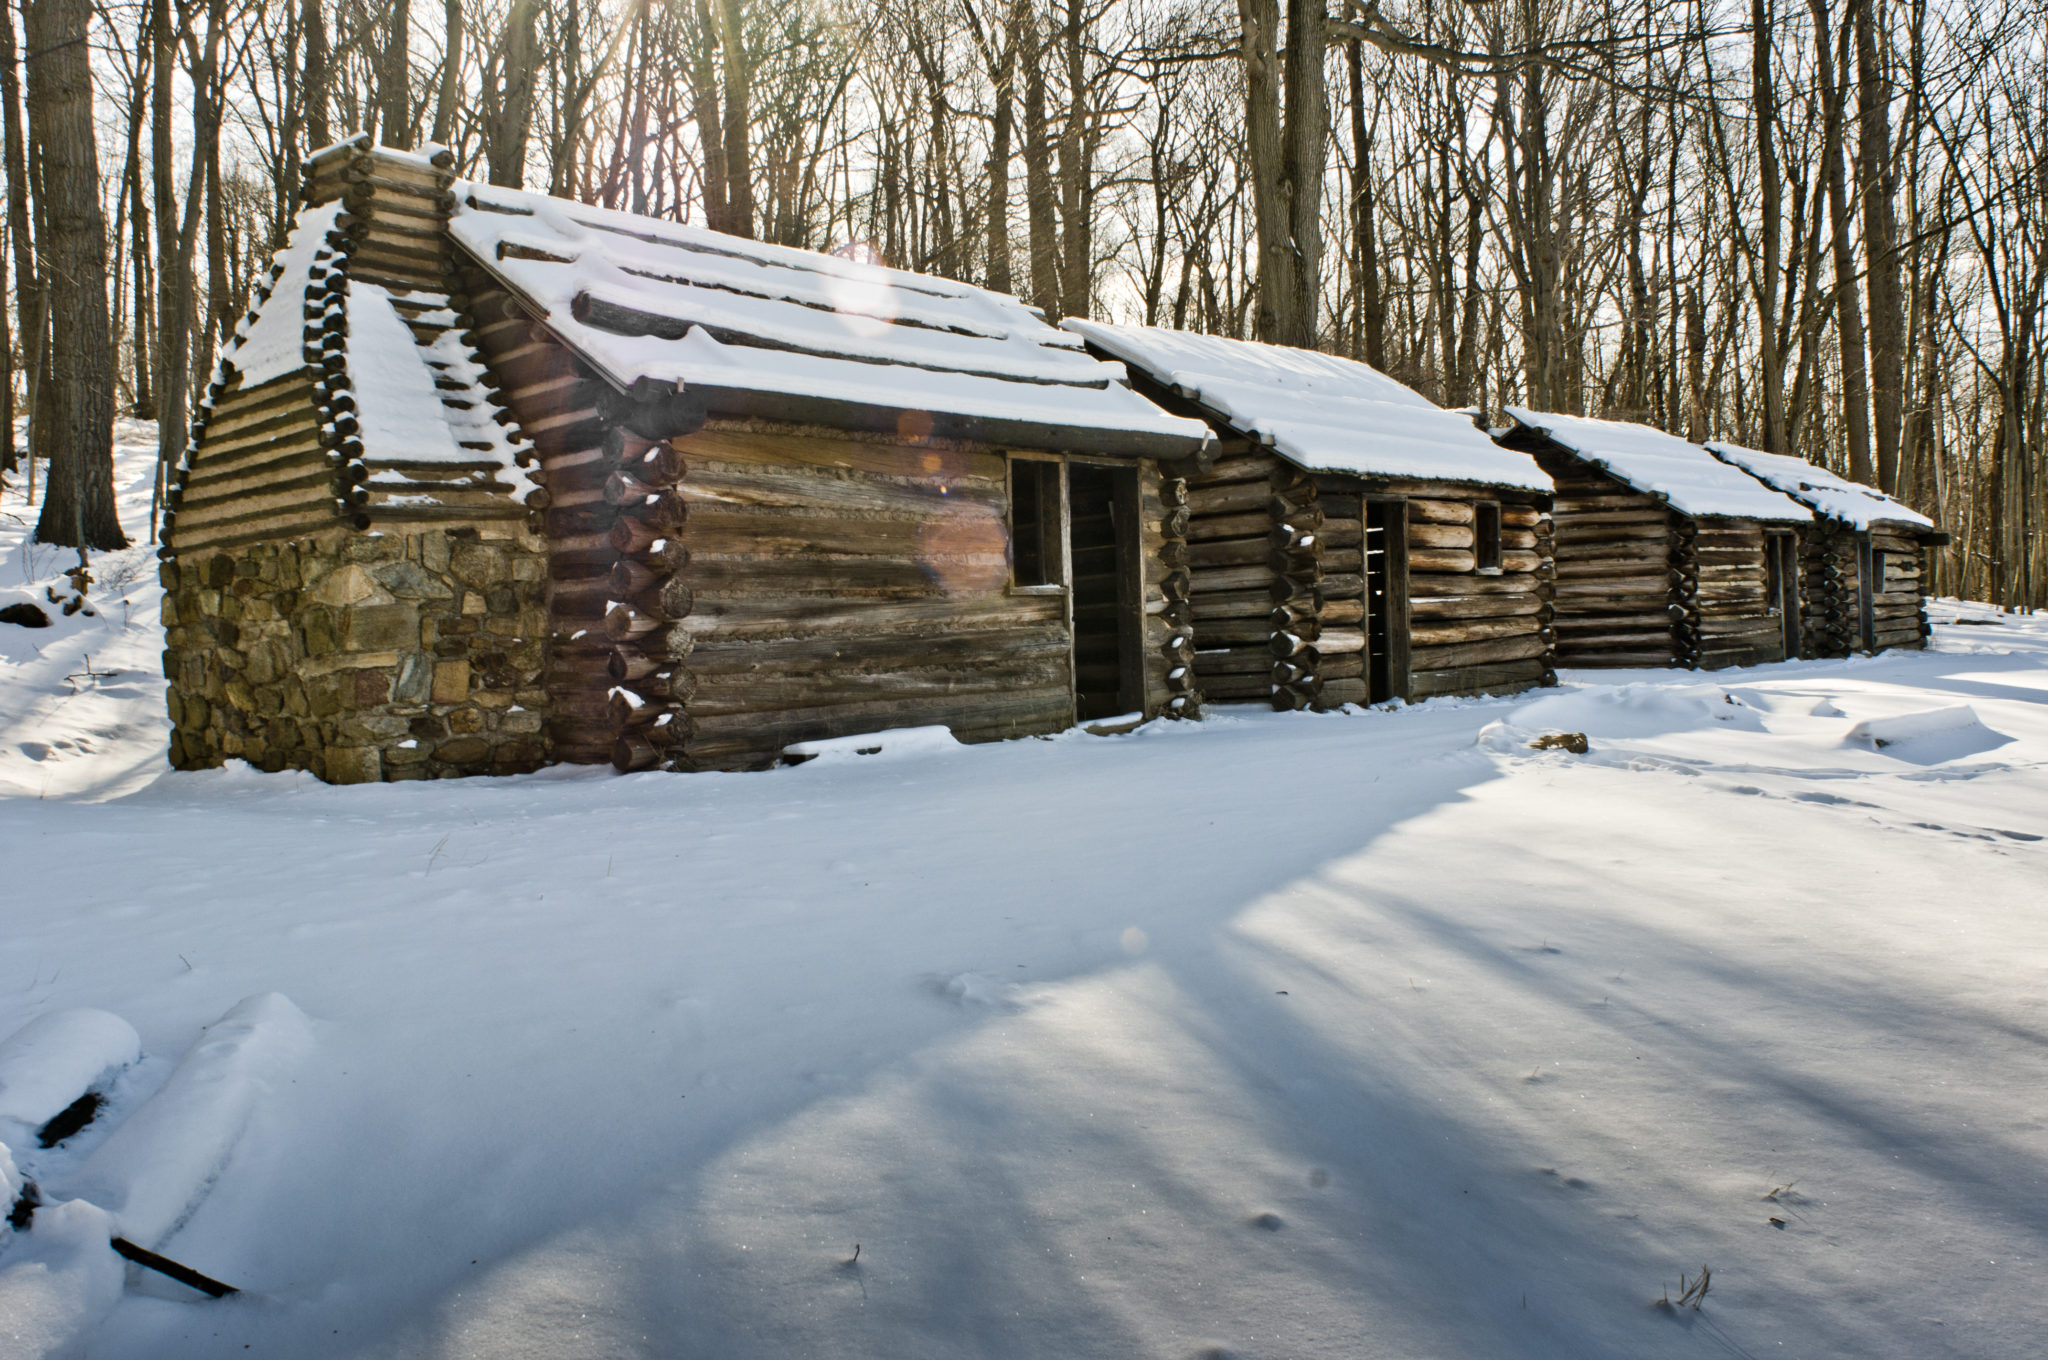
160,141,552,783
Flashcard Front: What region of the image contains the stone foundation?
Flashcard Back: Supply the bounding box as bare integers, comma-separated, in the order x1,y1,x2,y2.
162,523,550,781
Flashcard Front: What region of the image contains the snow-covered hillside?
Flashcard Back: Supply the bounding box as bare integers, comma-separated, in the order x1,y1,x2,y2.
3,437,2046,1359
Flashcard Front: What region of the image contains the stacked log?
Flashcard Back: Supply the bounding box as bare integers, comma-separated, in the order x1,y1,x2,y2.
1797,526,1856,657
1687,518,1786,667
162,222,349,555
1401,491,1553,698
620,423,1076,770
1185,446,1290,704
1156,474,1199,717
1870,529,1932,651
1265,464,1325,710
473,294,697,769
597,427,698,770
452,257,620,765
1538,464,1680,667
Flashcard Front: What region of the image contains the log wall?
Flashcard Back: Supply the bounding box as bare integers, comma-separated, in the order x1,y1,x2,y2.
1184,443,1554,706
1796,525,1862,658
1530,444,1790,670
1868,528,1933,652
1380,481,1554,700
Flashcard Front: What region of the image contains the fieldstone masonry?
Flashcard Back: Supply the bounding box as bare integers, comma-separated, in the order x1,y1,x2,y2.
162,523,550,781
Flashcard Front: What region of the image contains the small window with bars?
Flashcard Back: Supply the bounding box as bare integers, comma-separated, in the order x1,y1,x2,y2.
1474,501,1503,573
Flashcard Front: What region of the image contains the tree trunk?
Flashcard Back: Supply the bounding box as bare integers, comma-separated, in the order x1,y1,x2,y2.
0,0,39,480
1238,0,1292,343
1277,0,1326,348
982,0,1022,295
434,0,464,145
716,0,754,238
486,0,538,187
303,0,329,149
689,0,729,227
1345,40,1384,369
1854,0,1905,494
379,0,413,149
26,0,124,549
1752,0,1787,450
1020,12,1059,316
1809,0,1874,484
1055,0,1090,316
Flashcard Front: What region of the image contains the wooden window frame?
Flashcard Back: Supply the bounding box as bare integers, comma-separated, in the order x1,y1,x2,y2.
1473,500,1504,574
1006,454,1069,595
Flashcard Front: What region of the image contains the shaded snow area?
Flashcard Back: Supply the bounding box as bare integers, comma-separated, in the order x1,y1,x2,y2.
6,440,2048,1359
1066,320,1552,491
1503,409,1813,523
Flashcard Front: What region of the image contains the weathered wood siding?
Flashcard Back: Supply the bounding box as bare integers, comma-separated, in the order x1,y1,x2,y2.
1530,450,1682,668
168,373,336,554
1531,444,1790,671
1688,517,1788,669
1185,444,1291,705
1869,528,1932,651
1185,444,1553,706
1796,525,1858,658
665,423,1072,767
1387,483,1553,699
455,257,618,764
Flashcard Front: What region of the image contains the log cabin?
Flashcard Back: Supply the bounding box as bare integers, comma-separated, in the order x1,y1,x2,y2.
159,138,1212,781
1493,410,1813,670
1703,441,1944,655
1066,322,1557,708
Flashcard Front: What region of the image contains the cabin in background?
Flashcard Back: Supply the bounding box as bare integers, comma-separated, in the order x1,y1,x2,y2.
1068,322,1555,709
1705,442,1944,655
160,138,1210,781
1494,411,1812,671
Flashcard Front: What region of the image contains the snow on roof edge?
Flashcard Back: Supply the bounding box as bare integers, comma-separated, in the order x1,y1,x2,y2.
1703,440,1935,532
448,186,1212,457
1503,407,1811,523
1068,319,1552,493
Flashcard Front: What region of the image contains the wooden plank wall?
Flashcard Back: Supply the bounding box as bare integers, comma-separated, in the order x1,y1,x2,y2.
454,260,619,764
1796,526,1857,658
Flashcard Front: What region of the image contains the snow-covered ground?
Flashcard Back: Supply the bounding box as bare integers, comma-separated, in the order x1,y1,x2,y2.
3,437,2047,1359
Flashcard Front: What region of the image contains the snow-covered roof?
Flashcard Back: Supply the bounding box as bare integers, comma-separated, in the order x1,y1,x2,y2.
1063,321,1551,492
447,185,1211,457
1705,441,1933,532
1501,409,1810,523
194,196,534,501
232,201,343,389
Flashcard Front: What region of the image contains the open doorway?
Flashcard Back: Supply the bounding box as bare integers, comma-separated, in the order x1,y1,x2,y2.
1363,498,1408,702
1767,531,1800,658
1066,463,1142,720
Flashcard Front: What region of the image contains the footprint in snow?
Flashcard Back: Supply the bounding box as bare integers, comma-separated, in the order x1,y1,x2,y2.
18,741,51,760
1794,791,1877,807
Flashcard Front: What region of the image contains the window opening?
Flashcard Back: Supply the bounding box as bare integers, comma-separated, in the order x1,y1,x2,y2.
1474,502,1503,573
1009,459,1063,588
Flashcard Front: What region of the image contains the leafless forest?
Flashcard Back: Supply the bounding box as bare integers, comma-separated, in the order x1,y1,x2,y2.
1,0,2043,605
